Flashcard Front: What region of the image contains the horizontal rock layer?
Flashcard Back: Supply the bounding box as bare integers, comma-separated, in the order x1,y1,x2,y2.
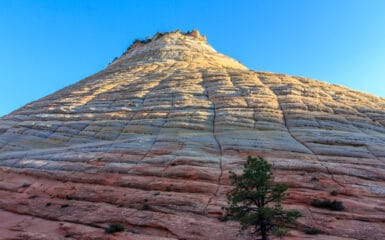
1,31,385,240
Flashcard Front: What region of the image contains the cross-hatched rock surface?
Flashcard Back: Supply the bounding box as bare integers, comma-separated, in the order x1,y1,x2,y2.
1,30,385,240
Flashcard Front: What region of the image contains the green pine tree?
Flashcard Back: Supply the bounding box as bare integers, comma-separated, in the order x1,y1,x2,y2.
224,156,301,240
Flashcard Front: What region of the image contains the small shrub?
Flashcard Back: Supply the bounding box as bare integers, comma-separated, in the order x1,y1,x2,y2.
142,203,150,210
64,233,75,238
139,37,151,44
218,215,232,222
304,227,322,235
22,183,31,188
154,32,165,40
330,190,338,196
311,176,318,181
111,57,118,63
311,199,344,211
105,224,124,234
66,195,81,201
273,227,289,238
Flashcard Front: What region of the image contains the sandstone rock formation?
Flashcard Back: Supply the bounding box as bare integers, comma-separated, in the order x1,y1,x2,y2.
1,30,385,240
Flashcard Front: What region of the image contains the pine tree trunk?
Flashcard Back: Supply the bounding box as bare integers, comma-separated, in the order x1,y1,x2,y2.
260,222,268,240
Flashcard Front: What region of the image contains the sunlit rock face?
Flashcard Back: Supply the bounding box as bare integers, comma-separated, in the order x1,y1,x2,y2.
1,30,385,240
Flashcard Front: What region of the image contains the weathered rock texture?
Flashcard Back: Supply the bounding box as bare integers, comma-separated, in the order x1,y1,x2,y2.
1,30,385,240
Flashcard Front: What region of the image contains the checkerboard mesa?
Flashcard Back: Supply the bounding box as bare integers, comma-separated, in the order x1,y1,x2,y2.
1,30,385,240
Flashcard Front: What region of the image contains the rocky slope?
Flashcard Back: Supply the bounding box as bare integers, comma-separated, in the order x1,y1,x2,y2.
0,30,385,240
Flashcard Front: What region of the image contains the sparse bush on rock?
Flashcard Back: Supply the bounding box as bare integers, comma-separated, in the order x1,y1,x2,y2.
330,190,338,196
105,224,124,234
311,199,344,211
304,227,322,235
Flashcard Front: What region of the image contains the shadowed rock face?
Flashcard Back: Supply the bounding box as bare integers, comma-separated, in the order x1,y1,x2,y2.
1,30,385,240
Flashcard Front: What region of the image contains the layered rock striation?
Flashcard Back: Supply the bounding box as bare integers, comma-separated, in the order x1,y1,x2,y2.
1,30,385,240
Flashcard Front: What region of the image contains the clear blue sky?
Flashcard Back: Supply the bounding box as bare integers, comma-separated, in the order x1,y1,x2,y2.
1,0,385,116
